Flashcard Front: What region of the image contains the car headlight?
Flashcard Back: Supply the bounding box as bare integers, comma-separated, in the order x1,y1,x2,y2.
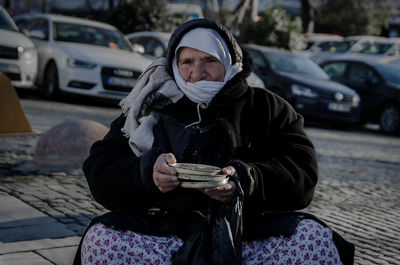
18,46,36,60
67,58,97,69
291,84,318,98
352,94,360,107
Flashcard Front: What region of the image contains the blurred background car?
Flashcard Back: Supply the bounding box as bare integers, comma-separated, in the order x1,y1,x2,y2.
320,57,400,134
126,30,266,88
306,36,400,66
351,37,400,58
299,33,343,57
14,13,152,100
0,6,37,89
126,31,170,59
243,44,361,124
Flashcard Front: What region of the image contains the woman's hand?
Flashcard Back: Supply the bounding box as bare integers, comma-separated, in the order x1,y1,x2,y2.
153,153,179,193
199,166,237,204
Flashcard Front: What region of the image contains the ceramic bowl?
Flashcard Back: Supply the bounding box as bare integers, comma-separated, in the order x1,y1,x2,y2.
177,173,227,181
169,163,222,175
180,178,229,188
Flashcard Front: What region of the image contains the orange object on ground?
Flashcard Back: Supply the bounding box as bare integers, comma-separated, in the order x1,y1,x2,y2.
0,73,33,134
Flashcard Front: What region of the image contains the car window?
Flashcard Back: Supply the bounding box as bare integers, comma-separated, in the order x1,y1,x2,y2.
318,41,352,53
348,63,379,84
322,62,347,78
53,22,132,51
129,36,145,46
375,64,400,85
316,41,334,51
133,37,165,57
14,18,30,31
358,42,393,55
305,41,314,50
247,49,266,68
30,18,49,40
388,44,400,56
262,51,329,79
0,9,18,31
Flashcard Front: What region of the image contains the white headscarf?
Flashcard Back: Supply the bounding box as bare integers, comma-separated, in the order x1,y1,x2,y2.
172,28,243,104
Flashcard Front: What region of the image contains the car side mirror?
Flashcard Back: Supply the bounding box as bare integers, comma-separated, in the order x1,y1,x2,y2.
29,30,45,40
132,43,145,54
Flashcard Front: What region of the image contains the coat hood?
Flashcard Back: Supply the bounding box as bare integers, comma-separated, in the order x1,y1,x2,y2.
165,18,251,79
165,18,253,105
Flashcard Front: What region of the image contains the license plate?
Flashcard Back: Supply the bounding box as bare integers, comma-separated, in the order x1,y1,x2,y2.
0,63,19,73
107,76,137,87
327,102,352,113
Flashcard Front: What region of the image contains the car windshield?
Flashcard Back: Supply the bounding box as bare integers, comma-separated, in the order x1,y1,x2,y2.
53,22,132,51
317,41,353,53
0,9,18,31
263,51,330,79
357,42,393,55
375,64,400,85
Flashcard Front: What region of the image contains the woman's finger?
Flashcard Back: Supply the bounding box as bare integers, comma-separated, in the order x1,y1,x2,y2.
221,166,236,176
153,153,179,193
154,172,178,184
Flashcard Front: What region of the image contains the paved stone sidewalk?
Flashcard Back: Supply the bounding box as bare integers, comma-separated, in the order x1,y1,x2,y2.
0,127,399,264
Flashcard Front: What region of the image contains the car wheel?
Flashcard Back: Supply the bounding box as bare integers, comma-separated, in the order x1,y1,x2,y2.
380,104,400,134
43,62,59,98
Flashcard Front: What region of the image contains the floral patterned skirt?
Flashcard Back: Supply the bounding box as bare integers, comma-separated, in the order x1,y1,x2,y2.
81,219,342,265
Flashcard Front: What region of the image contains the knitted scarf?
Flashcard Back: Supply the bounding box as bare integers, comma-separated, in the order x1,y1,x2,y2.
119,58,184,156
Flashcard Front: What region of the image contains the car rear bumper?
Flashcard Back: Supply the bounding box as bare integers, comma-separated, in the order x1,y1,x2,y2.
58,65,141,100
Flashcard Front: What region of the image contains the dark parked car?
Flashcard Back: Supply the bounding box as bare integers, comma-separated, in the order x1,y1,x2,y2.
243,44,361,124
320,57,400,134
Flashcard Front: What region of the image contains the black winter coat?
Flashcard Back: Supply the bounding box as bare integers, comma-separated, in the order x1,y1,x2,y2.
83,18,319,239
77,19,354,265
83,78,318,231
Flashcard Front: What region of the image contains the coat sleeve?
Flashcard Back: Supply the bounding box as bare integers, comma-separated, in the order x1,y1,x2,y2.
233,88,318,212
82,114,163,211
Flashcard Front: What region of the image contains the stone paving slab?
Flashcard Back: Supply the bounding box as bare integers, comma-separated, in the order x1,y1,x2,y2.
0,192,76,243
0,251,53,265
37,245,78,265
0,236,80,255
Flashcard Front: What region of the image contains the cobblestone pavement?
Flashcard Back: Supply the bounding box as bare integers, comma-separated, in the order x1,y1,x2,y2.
0,97,399,264
1,127,399,264
306,127,400,265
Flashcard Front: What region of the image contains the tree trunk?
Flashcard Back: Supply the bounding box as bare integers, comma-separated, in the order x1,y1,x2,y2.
237,0,251,25
251,0,259,20
25,0,32,10
301,0,315,33
41,0,47,13
212,0,219,12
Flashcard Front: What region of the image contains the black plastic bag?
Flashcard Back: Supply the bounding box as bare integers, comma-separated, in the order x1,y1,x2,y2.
173,178,244,265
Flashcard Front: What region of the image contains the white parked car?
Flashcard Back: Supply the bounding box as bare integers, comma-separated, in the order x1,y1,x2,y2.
15,14,152,99
350,36,400,58
126,31,266,88
308,36,395,64
0,6,37,88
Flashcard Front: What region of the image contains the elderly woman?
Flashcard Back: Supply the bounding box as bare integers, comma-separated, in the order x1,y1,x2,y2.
74,19,353,265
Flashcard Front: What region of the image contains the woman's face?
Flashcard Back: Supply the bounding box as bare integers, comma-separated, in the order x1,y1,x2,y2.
177,47,226,82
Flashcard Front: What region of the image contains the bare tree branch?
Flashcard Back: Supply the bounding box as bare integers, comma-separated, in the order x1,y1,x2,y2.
301,0,314,33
